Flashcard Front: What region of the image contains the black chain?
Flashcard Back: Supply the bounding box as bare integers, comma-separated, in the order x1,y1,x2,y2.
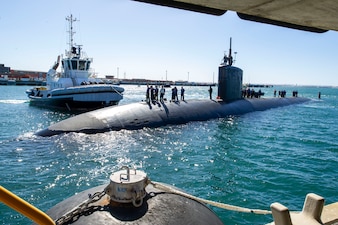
55,190,106,225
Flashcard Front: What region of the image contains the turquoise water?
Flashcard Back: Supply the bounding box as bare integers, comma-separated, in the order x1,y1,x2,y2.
0,85,337,225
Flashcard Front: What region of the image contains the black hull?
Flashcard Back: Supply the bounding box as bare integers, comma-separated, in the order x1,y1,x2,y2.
36,97,310,136
29,98,120,113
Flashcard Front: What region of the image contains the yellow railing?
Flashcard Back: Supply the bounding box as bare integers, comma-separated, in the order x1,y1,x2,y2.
0,185,55,225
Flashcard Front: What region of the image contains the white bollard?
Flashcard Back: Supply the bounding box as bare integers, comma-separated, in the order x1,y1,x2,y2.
269,193,324,225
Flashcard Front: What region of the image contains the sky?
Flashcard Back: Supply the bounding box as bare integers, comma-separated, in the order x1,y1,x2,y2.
1,0,338,86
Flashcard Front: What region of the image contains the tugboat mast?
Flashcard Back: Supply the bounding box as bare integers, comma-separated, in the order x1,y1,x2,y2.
66,14,77,57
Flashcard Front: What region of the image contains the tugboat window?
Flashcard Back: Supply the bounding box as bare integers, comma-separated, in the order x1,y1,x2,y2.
71,60,78,70
79,60,86,70
64,60,71,70
86,62,91,70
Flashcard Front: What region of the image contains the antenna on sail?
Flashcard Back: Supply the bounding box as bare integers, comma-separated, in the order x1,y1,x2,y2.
66,14,78,57
221,37,234,66
228,37,233,66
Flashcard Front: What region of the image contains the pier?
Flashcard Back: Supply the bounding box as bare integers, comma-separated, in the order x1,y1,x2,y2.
0,64,47,86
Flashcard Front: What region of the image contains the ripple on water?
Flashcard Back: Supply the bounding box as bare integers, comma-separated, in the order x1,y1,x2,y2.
1,86,338,225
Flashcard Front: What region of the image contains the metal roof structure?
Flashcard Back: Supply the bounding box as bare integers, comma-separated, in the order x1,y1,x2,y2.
135,0,338,33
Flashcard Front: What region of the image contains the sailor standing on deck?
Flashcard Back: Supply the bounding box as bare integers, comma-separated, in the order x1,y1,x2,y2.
160,86,165,102
174,87,178,101
208,85,213,99
181,86,185,101
155,85,159,101
146,85,150,103
150,86,155,102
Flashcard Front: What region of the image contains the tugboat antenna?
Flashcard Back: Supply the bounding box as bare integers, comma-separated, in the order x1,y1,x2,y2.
66,14,78,57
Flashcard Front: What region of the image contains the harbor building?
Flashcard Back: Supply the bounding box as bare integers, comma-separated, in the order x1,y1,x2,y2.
0,63,47,85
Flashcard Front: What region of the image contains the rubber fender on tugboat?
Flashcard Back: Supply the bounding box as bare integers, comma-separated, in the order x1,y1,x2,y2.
40,183,224,225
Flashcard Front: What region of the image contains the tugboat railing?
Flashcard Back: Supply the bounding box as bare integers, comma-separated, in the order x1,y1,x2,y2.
0,185,55,225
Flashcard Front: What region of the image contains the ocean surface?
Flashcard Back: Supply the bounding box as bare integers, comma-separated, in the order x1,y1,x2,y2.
0,84,337,225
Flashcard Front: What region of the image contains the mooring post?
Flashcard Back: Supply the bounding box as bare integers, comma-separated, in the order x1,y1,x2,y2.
270,193,324,225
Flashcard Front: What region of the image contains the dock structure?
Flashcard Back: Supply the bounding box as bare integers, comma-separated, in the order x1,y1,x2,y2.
267,193,338,225
0,63,47,86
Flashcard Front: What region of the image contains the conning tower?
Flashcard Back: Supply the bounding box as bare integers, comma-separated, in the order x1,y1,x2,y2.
218,38,243,102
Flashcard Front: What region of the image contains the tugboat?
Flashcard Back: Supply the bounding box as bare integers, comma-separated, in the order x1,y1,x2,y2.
26,15,124,112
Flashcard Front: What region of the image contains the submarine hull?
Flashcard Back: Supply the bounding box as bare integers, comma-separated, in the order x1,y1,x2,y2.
36,97,309,137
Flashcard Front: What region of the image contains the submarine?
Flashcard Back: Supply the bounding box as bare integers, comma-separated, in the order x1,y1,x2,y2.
36,39,309,137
